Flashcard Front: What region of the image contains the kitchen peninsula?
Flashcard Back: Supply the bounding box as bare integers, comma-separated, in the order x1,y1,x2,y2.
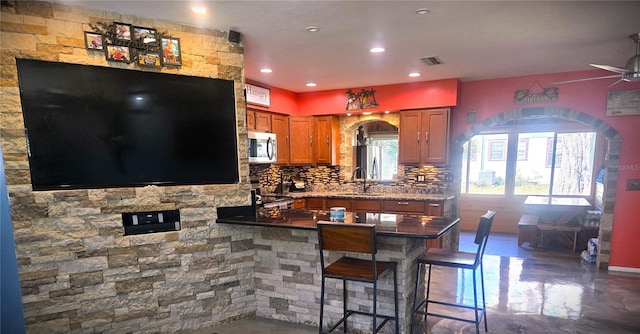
216,206,459,333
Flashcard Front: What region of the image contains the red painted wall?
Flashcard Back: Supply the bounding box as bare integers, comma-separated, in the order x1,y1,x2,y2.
296,78,460,115
453,70,640,269
246,79,298,114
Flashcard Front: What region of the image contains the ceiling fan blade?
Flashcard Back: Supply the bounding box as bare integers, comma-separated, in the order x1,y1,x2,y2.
553,75,621,84
590,64,628,74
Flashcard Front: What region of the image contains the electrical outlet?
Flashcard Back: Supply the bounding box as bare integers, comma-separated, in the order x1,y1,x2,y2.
417,175,425,182
627,179,640,191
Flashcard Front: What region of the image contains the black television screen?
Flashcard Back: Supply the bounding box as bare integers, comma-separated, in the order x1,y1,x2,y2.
16,59,239,190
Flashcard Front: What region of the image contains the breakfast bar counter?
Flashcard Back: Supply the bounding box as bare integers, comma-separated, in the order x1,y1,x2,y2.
216,207,459,333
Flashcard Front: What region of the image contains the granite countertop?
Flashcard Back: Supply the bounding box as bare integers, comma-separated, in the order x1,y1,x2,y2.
265,191,455,201
216,207,460,240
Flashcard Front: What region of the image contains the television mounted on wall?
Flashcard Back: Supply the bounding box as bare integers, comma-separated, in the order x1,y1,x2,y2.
16,58,239,191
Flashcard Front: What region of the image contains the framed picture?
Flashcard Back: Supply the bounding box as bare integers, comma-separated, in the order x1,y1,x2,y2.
114,22,132,40
161,37,182,66
105,45,131,63
133,26,157,44
84,31,103,50
137,52,162,68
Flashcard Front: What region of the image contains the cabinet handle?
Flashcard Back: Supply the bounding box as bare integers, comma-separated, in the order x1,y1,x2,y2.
417,132,420,143
397,202,409,205
428,203,440,207
425,132,429,143
326,135,329,145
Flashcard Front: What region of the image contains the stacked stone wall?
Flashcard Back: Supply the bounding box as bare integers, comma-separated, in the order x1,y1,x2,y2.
0,1,254,332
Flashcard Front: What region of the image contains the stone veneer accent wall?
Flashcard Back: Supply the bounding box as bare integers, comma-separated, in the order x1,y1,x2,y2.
452,107,621,270
1,1,255,332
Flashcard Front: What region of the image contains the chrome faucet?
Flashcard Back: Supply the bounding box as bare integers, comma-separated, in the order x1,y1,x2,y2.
351,167,370,193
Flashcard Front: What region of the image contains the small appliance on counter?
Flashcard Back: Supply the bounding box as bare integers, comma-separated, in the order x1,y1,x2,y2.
289,176,306,192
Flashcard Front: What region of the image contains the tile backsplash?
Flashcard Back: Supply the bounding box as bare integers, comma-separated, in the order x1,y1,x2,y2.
250,164,454,194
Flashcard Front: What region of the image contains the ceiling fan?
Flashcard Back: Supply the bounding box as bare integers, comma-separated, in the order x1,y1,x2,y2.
554,32,640,86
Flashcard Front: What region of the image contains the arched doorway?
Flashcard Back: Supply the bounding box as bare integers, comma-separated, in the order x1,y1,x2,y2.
452,107,620,269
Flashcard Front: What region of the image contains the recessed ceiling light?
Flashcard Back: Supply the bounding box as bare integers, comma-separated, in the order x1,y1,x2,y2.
306,26,319,33
409,72,421,77
362,111,372,115
192,6,207,14
260,68,272,73
415,8,430,15
306,82,317,87
370,47,385,53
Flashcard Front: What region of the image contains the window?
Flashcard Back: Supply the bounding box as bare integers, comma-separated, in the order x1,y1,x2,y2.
462,133,508,194
461,126,597,197
366,134,398,180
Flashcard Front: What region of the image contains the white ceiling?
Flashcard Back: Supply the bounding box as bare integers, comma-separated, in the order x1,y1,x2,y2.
56,1,640,92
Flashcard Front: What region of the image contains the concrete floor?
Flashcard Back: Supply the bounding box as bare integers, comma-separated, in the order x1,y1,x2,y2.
198,232,640,334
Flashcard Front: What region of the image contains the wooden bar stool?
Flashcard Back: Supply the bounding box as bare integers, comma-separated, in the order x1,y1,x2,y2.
317,221,399,334
410,210,496,334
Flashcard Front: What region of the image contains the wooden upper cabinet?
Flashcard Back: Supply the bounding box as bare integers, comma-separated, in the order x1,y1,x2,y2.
423,109,449,164
289,116,314,165
246,110,256,130
399,108,450,165
247,109,272,132
398,111,422,164
271,114,290,165
314,115,340,165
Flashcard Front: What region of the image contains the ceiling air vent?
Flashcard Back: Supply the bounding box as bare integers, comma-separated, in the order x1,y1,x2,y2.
420,56,444,66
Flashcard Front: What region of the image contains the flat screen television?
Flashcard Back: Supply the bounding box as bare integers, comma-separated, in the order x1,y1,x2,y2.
16,59,239,191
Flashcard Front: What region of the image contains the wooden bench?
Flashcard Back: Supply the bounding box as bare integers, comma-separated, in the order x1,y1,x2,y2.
517,214,539,247
537,224,582,252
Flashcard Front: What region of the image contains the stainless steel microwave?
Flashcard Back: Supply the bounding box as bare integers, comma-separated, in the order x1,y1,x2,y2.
248,131,277,164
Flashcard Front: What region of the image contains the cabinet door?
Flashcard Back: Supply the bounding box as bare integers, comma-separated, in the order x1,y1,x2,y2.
422,108,449,164
289,116,314,165
351,199,382,212
306,197,324,210
272,114,290,165
246,110,256,130
314,115,340,165
292,198,306,209
382,200,425,214
426,202,443,216
254,111,272,132
399,111,422,164
399,108,450,165
325,198,351,210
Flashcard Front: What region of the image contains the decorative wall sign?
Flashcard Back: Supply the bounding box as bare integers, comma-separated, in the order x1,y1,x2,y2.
88,21,179,68
345,88,379,110
514,81,558,104
246,84,271,107
606,90,640,116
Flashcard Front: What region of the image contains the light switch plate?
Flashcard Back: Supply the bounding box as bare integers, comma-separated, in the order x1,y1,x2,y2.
627,179,640,191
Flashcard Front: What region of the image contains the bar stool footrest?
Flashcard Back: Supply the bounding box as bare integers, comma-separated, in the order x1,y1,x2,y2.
414,298,486,325
323,309,396,334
